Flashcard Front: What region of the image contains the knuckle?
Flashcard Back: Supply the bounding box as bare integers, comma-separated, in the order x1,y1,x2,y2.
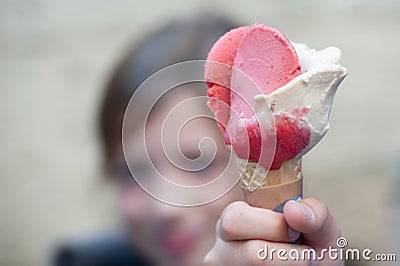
219,207,241,239
219,201,247,239
202,252,216,266
226,200,249,210
243,241,265,266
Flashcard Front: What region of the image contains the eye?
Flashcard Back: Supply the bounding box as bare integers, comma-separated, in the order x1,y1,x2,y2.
180,146,230,178
197,157,214,171
182,150,201,160
181,157,213,178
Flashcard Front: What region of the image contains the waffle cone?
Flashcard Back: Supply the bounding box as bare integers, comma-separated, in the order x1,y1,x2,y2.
236,157,303,210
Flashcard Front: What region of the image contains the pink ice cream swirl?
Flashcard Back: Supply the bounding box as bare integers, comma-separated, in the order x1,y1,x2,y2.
206,24,312,170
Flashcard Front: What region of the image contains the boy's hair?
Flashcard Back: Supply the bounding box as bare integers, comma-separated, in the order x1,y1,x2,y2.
99,16,237,168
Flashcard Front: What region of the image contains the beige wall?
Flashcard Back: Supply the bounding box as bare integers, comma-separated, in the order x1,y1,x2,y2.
1,0,399,265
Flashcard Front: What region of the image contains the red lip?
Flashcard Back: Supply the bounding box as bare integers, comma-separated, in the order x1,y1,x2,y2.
159,231,200,256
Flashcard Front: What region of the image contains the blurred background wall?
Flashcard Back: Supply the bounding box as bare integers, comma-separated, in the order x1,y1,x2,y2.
1,0,399,265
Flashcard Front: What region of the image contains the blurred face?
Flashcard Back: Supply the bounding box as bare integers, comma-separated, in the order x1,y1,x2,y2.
110,88,243,266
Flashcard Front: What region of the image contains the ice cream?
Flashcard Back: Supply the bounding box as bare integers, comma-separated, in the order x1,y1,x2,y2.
205,23,347,209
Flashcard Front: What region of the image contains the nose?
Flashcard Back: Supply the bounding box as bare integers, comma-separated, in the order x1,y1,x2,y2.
151,197,187,224
148,169,193,226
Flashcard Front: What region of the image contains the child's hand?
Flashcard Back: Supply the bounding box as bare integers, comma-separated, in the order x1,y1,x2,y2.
204,197,343,265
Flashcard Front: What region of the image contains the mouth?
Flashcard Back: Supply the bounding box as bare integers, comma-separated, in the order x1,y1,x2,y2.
158,230,201,256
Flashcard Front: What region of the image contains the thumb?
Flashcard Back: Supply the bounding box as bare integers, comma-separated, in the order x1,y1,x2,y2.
283,197,341,250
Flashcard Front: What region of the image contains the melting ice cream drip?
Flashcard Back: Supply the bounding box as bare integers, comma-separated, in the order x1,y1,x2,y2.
236,44,347,189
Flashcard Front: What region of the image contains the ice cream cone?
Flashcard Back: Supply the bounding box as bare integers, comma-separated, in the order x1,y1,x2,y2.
205,23,347,212
236,156,303,211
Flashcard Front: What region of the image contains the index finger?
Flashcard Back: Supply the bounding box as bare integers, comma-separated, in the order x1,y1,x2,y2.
217,201,301,242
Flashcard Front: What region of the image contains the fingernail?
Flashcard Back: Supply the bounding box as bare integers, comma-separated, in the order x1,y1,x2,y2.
311,256,318,266
294,201,313,221
288,226,300,240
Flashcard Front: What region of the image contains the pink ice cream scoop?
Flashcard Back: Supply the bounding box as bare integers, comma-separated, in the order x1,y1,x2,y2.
206,24,311,170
